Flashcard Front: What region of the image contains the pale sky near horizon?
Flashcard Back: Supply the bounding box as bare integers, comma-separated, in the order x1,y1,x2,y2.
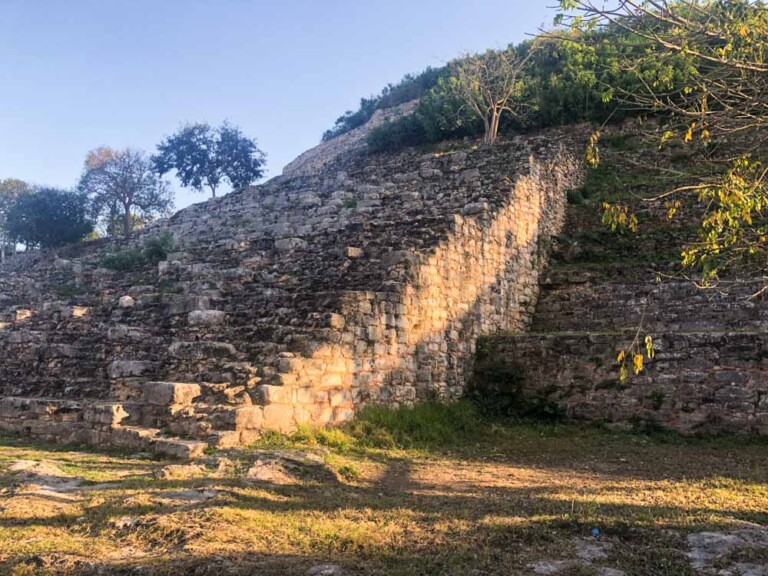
0,1,557,210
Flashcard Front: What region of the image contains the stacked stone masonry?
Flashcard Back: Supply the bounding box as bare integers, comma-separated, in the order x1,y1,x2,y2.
0,126,586,454
486,268,768,435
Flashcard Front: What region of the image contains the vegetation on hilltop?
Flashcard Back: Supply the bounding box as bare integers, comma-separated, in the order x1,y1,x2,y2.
320,66,450,142
153,121,267,199
559,0,768,288
78,147,174,237
4,188,94,249
322,1,768,293
322,23,689,152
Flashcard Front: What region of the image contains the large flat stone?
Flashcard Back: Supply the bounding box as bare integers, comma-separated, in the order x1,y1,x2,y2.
143,382,201,406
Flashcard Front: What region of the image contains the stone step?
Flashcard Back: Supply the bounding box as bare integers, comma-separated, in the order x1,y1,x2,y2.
167,341,239,360
141,381,202,407
186,309,227,327
154,437,208,459
532,279,768,333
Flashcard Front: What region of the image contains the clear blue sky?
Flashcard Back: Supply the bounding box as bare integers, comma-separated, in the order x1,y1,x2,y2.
0,1,556,209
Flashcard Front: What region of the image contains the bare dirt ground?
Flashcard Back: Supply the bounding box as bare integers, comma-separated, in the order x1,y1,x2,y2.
1,423,767,575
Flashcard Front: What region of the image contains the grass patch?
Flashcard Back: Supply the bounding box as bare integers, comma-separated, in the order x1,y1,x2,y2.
54,283,85,298
0,420,767,575
255,401,482,453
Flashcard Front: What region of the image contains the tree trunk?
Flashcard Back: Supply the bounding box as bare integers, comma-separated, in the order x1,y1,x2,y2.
482,117,492,144
210,184,217,198
123,206,132,236
489,109,500,145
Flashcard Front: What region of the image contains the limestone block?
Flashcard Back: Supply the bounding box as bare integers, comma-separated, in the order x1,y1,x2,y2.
15,309,32,321
107,360,156,379
108,324,147,341
329,389,352,407
381,250,419,269
154,438,207,460
118,296,135,308
462,202,489,216
274,237,308,252
165,295,210,315
209,431,242,449
108,425,159,449
188,310,226,326
84,403,130,426
344,247,363,259
262,404,296,433
168,341,237,359
296,387,316,404
8,330,41,344
233,406,264,430
144,382,202,406
459,168,481,183
71,306,90,318
254,385,292,404
332,407,355,423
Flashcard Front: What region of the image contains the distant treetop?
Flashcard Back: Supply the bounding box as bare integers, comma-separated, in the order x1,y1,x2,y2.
153,122,266,198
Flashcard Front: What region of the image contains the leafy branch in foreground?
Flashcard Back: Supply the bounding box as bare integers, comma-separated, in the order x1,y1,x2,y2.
558,0,768,287
617,330,655,382
682,156,768,285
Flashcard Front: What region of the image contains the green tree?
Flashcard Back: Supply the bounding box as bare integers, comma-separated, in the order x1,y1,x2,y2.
79,147,173,237
152,122,266,198
0,178,33,263
448,45,539,144
5,188,94,249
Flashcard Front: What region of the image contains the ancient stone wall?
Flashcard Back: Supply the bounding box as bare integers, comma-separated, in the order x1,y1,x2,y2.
481,270,768,435
0,127,586,454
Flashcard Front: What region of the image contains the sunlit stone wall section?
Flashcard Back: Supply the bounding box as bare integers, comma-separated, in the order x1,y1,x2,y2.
256,150,583,430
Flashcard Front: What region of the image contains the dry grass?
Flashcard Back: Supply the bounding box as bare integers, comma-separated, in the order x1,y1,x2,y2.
0,422,766,575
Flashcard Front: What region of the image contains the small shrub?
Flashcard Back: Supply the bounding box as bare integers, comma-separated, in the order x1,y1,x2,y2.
650,389,666,411
335,463,361,480
567,189,585,205
142,231,176,263
468,337,563,420
99,231,176,271
99,247,146,271
252,401,482,452
157,280,183,294
315,427,356,452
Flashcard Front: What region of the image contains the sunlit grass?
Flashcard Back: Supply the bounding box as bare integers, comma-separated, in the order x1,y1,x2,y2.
0,409,766,575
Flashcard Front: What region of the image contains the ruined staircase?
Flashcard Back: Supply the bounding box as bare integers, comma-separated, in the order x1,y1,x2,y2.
0,126,587,456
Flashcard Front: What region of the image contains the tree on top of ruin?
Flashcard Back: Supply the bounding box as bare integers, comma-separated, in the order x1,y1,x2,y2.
152,122,267,198
0,178,33,262
448,44,540,145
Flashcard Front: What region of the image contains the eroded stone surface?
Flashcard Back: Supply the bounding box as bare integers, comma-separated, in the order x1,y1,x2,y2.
687,529,768,575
